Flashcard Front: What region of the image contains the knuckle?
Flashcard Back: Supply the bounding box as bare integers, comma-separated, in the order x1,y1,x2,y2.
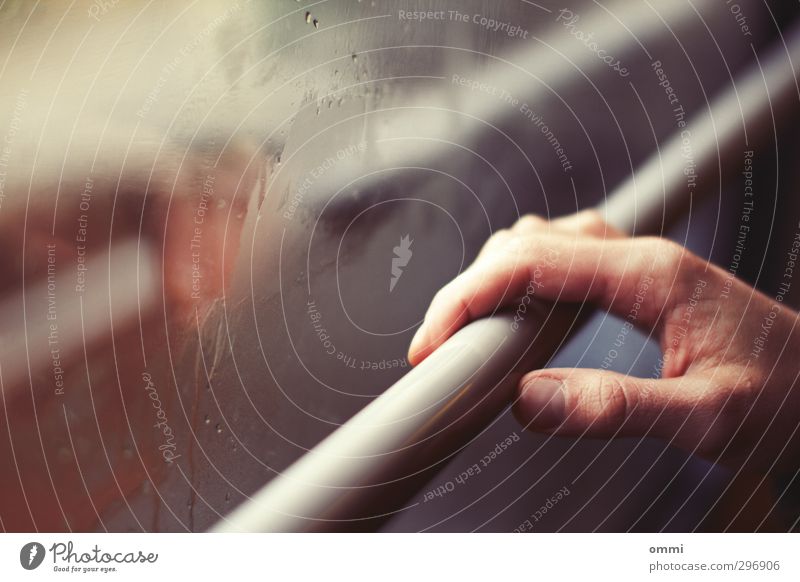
661,239,698,276
638,238,686,273
513,214,547,232
491,228,511,241
576,209,607,234
525,234,552,256
501,235,533,259
637,237,699,305
584,374,636,428
480,229,512,257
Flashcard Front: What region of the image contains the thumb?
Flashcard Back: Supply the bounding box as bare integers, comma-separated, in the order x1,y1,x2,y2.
514,368,704,439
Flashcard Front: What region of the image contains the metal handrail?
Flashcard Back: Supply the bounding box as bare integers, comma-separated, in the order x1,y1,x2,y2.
212,20,800,532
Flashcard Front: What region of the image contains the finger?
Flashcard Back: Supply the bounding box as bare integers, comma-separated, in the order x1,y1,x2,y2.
551,209,626,239
475,228,514,262
475,211,621,264
509,214,550,235
409,235,688,364
513,367,709,440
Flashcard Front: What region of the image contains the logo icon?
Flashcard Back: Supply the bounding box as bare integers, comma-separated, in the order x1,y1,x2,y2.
389,234,413,292
20,542,45,570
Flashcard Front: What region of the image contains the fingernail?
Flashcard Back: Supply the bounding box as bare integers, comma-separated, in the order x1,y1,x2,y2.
519,377,565,429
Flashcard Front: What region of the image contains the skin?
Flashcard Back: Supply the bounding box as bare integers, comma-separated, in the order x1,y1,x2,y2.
408,210,800,475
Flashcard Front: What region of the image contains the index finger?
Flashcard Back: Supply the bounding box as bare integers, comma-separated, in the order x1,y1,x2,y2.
408,235,681,365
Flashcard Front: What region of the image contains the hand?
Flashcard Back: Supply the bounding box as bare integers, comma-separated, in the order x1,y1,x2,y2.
408,210,800,474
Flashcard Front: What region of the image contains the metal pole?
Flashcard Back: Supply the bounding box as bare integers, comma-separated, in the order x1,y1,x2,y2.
212,21,800,533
